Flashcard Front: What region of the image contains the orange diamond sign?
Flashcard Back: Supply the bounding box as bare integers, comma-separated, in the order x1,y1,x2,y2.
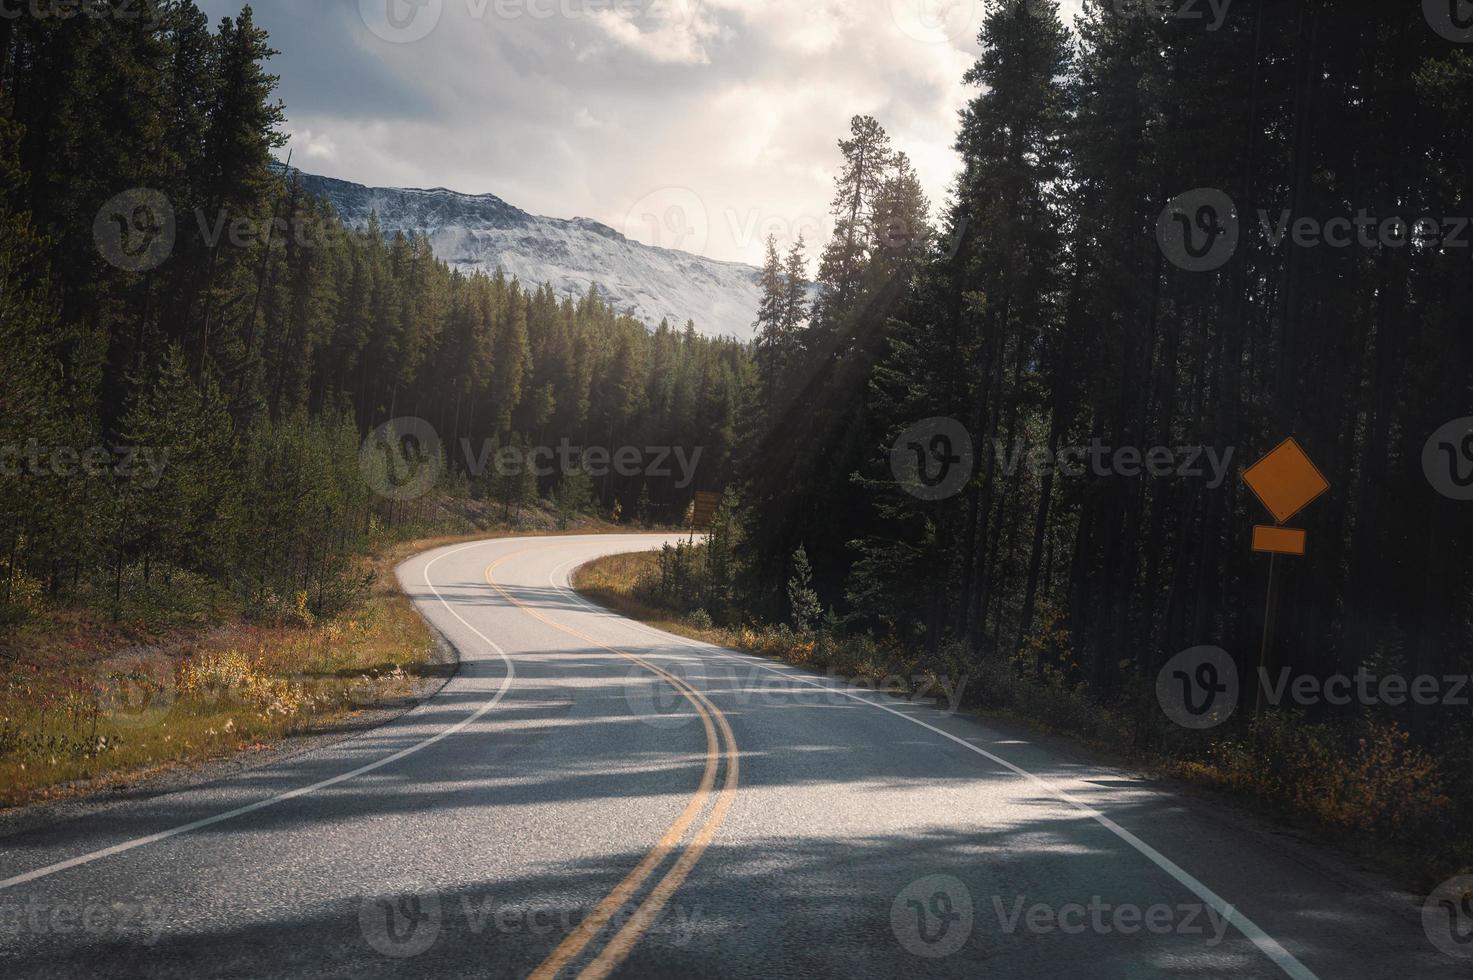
1242,437,1329,524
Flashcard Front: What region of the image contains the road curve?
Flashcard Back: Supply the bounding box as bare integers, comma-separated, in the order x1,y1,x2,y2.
0,534,1459,978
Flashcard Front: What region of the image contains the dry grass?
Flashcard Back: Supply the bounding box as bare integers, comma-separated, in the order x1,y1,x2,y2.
0,546,435,809
572,551,729,645
573,551,928,687
0,518,672,810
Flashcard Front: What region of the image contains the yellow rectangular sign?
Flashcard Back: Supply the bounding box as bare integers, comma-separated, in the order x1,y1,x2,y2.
1252,525,1307,556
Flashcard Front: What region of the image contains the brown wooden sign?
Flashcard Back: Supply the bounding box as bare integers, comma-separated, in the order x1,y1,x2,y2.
691,490,723,530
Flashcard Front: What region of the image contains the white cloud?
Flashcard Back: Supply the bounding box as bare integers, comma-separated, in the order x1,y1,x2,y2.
207,0,1088,265
586,0,724,65
287,128,339,162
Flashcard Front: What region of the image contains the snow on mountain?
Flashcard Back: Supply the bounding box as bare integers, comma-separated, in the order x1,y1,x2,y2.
284,167,762,340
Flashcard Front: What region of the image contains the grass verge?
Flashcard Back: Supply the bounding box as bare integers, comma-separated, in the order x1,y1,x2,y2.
0,512,662,810
0,544,436,809
573,548,1467,891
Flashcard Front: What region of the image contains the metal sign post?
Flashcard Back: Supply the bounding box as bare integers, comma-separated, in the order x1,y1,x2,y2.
1241,437,1329,732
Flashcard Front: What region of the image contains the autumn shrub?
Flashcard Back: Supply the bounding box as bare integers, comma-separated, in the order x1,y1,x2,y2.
175,650,303,718
0,559,44,624
1183,713,1451,842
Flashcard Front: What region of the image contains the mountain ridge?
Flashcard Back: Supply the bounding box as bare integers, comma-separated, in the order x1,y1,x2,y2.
279,165,764,339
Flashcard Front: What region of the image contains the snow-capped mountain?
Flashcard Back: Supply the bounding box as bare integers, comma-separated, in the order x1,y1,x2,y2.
284,167,763,340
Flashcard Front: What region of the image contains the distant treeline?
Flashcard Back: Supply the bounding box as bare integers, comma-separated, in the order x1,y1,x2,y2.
0,1,749,621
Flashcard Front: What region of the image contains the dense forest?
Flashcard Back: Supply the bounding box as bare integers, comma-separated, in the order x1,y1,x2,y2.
0,1,749,622
706,0,1473,811
740,0,1473,721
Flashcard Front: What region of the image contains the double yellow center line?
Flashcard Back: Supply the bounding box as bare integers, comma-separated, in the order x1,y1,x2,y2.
481,557,739,979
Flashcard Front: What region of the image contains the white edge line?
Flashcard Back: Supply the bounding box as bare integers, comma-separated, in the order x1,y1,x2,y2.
546,545,1321,980
0,537,518,893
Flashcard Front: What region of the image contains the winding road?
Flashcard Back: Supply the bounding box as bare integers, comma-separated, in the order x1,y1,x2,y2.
0,534,1460,978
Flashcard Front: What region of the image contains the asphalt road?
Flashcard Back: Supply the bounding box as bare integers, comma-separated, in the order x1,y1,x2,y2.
0,534,1463,978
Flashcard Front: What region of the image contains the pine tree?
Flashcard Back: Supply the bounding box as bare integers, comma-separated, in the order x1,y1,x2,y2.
812,115,894,335
753,235,786,412
552,468,595,529
787,544,822,635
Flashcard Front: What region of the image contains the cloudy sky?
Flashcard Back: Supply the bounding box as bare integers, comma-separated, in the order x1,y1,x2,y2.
199,0,1082,267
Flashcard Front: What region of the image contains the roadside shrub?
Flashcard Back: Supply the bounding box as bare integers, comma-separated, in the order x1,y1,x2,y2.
0,560,44,624
176,650,303,718
106,564,233,628
244,588,318,628
1188,714,1451,841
